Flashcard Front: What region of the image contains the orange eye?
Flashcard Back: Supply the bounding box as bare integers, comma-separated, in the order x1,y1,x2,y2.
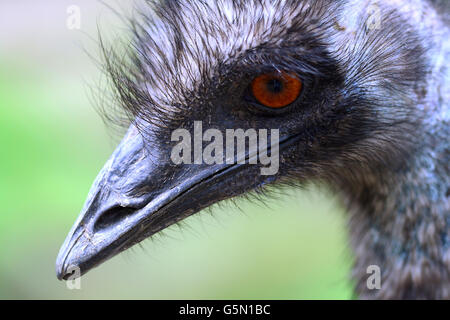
251,72,302,108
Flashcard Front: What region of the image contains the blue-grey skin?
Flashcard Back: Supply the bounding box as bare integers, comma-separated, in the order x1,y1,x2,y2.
56,0,449,299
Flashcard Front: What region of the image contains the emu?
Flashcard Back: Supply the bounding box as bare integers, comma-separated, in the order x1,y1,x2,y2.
56,0,449,299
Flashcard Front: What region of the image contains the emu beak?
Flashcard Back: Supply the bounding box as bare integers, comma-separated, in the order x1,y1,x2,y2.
56,124,269,280
56,120,294,280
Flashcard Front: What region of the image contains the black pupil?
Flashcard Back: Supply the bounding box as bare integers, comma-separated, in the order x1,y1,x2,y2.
266,78,283,93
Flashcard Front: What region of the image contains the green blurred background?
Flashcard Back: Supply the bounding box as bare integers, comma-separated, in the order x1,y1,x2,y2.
0,0,353,299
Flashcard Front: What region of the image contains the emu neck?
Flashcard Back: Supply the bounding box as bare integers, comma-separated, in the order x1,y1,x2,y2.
343,143,449,299
332,0,450,300
344,19,449,298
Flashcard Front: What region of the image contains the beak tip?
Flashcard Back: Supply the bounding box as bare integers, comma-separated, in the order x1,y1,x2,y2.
55,268,65,281
55,260,68,281
56,222,90,281
55,226,110,281
55,251,69,281
55,240,78,281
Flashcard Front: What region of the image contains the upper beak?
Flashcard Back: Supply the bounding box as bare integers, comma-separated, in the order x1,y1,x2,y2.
56,124,250,280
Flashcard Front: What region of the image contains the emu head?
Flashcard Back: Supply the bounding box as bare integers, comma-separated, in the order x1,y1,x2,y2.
56,0,434,283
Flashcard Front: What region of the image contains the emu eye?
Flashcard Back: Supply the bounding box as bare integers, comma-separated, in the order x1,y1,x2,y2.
251,72,302,108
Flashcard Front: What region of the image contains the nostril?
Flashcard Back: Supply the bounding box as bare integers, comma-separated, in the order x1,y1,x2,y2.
93,206,136,232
